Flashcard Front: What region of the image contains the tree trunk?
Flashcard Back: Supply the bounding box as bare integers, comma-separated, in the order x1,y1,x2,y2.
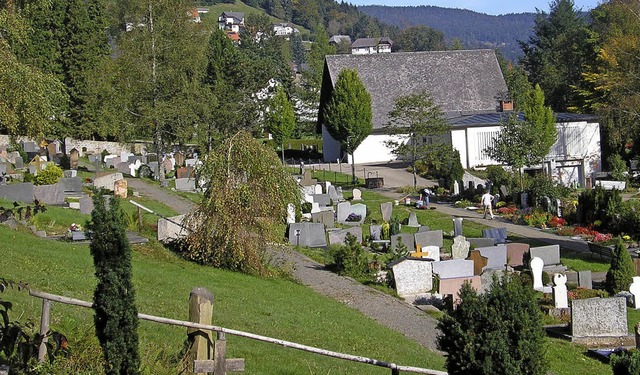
519,168,523,191
351,153,356,185
149,4,165,181
281,144,285,164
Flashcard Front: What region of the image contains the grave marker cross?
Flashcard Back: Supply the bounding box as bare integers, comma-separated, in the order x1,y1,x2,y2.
193,332,245,374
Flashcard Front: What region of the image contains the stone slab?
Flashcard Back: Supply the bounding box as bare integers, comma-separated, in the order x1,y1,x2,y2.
391,233,415,253
530,245,561,266
468,237,496,248
432,259,475,279
336,202,351,222
328,227,362,246
0,182,34,203
288,223,326,248
175,178,196,192
390,258,433,297
381,202,393,222
93,173,124,191
157,214,188,242
311,210,334,228
33,183,65,205
476,244,507,272
59,177,83,193
578,270,593,289
571,297,628,338
506,243,530,267
439,276,482,304
312,193,331,207
414,230,443,249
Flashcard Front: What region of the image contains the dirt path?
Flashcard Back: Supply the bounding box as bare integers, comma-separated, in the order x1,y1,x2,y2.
127,179,194,215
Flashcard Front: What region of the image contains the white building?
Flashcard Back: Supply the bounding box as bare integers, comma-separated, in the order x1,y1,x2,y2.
318,50,601,187
350,37,393,55
218,12,244,33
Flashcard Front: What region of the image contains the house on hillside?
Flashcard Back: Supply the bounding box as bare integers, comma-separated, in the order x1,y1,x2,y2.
329,35,352,45
273,23,300,37
218,12,244,33
318,49,601,187
350,37,393,55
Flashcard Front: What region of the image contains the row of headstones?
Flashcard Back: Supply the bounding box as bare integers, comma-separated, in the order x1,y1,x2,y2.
391,242,567,299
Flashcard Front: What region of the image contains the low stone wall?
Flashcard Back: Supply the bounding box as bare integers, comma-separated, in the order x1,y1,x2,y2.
64,138,147,157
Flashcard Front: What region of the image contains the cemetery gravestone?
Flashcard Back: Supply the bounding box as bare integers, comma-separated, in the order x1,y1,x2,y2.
467,237,495,248
328,227,362,246
288,223,326,248
14,155,23,169
350,203,367,223
390,259,433,297
63,170,77,178
175,178,196,192
414,230,443,249
417,245,440,261
324,181,331,193
453,180,460,196
59,177,82,194
432,259,474,279
158,215,187,242
369,225,382,240
314,184,323,195
407,212,420,227
310,202,321,214
328,185,339,202
452,218,463,237
336,202,351,222
531,257,544,291
79,195,94,215
335,187,345,201
94,173,124,191
312,194,331,207
176,167,189,179
439,276,481,305
352,188,362,201
286,204,295,224
467,251,489,276
174,152,185,168
530,245,564,271
499,185,508,198
114,179,128,198
578,270,592,289
417,226,430,232
0,183,35,203
476,245,507,272
391,233,415,253
553,274,569,309
380,202,393,222
69,148,79,170
506,243,530,267
451,236,470,259
311,210,334,228
571,297,628,338
33,183,65,205
520,192,528,208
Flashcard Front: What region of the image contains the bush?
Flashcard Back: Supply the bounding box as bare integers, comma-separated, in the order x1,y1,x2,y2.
35,164,63,185
611,348,640,375
328,234,371,279
606,238,636,295
437,274,548,375
608,154,629,182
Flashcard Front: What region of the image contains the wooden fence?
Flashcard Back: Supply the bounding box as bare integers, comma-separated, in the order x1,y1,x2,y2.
29,289,447,375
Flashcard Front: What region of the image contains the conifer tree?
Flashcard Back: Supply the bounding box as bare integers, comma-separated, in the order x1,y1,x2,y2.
87,193,140,375
265,86,296,163
606,238,635,295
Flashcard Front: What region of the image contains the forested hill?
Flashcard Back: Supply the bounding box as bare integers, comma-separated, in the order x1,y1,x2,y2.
358,5,536,61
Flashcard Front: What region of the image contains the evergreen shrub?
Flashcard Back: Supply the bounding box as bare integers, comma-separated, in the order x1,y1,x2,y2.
605,238,635,295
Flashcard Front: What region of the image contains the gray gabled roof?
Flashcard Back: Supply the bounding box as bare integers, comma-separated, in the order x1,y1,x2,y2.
320,49,509,130
220,11,244,23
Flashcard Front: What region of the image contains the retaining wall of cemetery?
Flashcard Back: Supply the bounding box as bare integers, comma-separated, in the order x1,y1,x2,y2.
0,135,148,157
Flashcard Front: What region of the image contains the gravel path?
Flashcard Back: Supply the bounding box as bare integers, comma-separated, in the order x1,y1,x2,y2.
127,179,194,215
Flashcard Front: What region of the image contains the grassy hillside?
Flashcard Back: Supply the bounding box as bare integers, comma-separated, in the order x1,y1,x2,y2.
1,225,445,374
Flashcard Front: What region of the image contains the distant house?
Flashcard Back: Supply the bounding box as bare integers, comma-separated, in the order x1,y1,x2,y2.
218,11,244,33
350,37,393,55
329,35,352,45
318,49,601,187
273,22,299,37
187,8,201,23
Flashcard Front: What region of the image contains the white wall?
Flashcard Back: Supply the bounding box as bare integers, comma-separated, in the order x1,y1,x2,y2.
321,127,407,164
451,129,468,168
464,125,502,168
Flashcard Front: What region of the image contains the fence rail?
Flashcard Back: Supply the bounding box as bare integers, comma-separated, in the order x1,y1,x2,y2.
29,289,447,375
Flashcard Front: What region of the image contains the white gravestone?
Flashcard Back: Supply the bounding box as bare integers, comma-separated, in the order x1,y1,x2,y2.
314,184,323,195
286,203,295,224
453,180,460,195
531,257,544,291
553,273,568,309
630,276,640,309
325,181,331,193
352,188,362,201
421,245,440,262
310,202,321,214
451,235,470,259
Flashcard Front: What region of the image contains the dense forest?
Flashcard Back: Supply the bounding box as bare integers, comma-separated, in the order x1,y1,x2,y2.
358,5,535,61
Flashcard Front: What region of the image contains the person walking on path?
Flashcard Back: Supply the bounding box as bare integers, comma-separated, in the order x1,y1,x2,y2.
481,190,494,219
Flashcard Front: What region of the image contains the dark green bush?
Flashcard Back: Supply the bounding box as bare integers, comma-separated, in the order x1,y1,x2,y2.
608,154,629,182
611,348,640,375
605,238,635,295
437,274,548,375
328,234,371,279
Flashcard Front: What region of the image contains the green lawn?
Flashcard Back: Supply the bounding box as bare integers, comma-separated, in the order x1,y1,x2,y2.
1,226,445,374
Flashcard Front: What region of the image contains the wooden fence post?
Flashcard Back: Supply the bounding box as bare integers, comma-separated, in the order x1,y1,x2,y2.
188,287,214,374
37,299,51,362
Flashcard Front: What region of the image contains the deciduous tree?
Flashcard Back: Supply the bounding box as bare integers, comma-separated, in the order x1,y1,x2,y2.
321,68,372,184
184,131,301,275
384,90,449,188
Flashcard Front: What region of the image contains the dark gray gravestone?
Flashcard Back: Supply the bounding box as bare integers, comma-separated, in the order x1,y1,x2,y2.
578,270,593,289
116,162,130,175
148,162,159,178
328,227,362,246
14,155,24,169
380,202,393,222
33,183,65,205
0,163,8,174
175,178,196,192
391,233,415,253
530,245,561,266
71,231,87,241
328,185,339,202
467,237,496,248
571,297,628,338
453,218,463,237
417,225,430,232
288,223,326,248
59,177,82,193
414,230,443,249
476,244,507,272
499,185,508,198
0,182,34,203
311,210,334,228
369,225,382,240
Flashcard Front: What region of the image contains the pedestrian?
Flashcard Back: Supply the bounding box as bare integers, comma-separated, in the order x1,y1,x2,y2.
421,187,433,206
481,190,494,219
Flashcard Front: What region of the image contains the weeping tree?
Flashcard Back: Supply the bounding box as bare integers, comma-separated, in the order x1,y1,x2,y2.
87,193,140,375
184,131,301,275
